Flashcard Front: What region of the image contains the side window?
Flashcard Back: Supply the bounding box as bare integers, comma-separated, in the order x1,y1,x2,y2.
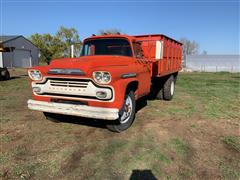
89,45,95,55
82,44,89,56
133,42,144,58
82,44,95,56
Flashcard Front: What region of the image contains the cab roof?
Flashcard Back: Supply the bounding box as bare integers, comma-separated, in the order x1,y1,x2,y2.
84,34,182,45
84,34,135,41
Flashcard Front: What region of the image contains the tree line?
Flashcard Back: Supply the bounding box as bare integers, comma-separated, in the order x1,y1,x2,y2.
29,26,201,64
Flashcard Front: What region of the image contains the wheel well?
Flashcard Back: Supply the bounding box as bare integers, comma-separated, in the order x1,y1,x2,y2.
126,81,138,93
173,72,178,78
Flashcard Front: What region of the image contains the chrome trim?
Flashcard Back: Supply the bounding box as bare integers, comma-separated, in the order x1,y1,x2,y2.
28,99,119,120
48,68,85,75
121,73,137,79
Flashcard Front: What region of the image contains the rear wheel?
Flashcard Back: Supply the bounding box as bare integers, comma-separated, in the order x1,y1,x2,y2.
163,75,176,101
149,78,163,100
107,91,136,132
156,88,163,100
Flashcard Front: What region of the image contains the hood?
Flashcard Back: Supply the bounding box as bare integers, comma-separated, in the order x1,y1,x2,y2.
49,56,133,74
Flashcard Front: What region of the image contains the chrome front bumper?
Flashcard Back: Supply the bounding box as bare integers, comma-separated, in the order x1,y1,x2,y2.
27,99,119,120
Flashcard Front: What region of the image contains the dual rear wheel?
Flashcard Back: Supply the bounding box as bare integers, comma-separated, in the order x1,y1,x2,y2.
154,74,177,101
162,75,176,100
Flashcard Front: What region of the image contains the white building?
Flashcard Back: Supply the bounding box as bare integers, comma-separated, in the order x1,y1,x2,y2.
0,36,39,68
186,55,240,72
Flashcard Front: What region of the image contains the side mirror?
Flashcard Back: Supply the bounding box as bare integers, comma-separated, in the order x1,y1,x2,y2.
155,41,164,60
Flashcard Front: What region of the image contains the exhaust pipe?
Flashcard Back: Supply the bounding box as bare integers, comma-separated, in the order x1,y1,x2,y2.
70,44,74,58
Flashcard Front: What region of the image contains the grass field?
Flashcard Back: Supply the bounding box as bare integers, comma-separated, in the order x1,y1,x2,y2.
0,69,239,179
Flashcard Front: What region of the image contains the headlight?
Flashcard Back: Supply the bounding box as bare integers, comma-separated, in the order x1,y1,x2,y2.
28,69,42,81
93,71,111,84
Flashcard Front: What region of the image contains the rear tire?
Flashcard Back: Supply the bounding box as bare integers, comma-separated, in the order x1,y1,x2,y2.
107,91,136,132
156,88,163,100
149,78,163,100
163,75,175,101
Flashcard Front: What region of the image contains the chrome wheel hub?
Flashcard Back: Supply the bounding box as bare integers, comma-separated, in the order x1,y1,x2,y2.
120,95,133,124
170,81,175,96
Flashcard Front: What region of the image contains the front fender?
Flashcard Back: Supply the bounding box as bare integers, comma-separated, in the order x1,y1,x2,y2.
112,77,138,109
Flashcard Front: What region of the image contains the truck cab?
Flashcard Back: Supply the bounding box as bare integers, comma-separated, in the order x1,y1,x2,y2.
28,34,182,132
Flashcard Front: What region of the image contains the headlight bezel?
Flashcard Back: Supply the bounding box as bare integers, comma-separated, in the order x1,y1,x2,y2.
93,71,111,84
28,69,42,81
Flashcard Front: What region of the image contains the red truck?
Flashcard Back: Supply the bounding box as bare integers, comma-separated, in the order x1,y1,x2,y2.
27,34,182,132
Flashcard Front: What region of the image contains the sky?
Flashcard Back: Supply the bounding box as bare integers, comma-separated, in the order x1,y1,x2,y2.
1,0,239,54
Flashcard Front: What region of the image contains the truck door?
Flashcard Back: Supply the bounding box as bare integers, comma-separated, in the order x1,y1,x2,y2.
133,41,151,96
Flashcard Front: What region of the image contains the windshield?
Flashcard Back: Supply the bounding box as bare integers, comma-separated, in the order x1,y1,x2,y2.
80,38,132,57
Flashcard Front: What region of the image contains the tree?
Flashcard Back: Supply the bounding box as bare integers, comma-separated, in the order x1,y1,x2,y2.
30,33,65,64
56,26,81,57
98,28,122,35
179,38,199,60
30,26,81,64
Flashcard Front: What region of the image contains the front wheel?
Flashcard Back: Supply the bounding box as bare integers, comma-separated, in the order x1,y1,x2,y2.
107,91,136,132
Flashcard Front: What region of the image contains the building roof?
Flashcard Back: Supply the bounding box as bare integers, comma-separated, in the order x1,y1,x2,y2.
187,54,240,63
0,35,38,50
186,54,240,72
0,36,21,43
187,54,239,58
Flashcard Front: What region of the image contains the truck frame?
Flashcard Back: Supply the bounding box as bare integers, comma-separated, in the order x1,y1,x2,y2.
27,34,182,132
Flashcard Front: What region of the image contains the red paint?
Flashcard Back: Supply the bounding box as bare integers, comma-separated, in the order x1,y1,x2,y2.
28,34,182,110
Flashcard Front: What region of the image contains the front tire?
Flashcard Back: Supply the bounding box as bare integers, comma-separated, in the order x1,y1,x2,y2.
107,91,136,132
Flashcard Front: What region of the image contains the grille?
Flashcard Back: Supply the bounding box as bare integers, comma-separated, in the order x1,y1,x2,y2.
34,78,113,101
48,79,89,88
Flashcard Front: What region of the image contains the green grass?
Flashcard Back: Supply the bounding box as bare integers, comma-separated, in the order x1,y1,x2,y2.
223,136,240,152
168,138,190,156
219,161,240,179
144,72,240,120
0,70,239,179
176,73,240,119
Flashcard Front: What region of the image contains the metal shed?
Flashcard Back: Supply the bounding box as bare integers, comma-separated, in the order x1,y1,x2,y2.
186,55,240,72
0,36,39,68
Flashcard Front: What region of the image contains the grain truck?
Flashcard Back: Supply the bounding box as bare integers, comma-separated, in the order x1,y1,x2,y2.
27,34,182,132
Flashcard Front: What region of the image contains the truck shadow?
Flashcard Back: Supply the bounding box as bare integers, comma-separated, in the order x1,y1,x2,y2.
129,169,157,180
48,97,148,129
10,76,22,80
1,75,27,81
